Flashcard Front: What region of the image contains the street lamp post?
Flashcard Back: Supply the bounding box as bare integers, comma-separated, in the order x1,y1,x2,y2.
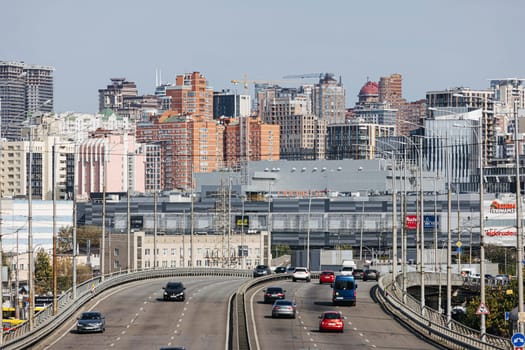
27,99,52,330
513,98,524,334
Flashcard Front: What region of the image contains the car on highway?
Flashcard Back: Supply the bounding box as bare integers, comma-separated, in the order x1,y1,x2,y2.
263,287,286,304
286,266,296,274
292,267,311,282
274,266,287,274
340,266,354,276
353,268,365,279
363,269,379,281
318,311,345,332
253,264,272,277
76,311,105,333
271,299,297,318
319,270,335,284
332,275,357,306
162,282,186,301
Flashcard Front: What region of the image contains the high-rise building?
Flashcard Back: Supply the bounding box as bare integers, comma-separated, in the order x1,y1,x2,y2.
312,73,346,124
379,73,403,107
98,78,160,121
326,121,395,160
165,72,214,119
136,112,224,191
76,130,146,199
0,61,54,140
258,86,327,160
223,117,280,169
213,90,251,119
426,88,495,165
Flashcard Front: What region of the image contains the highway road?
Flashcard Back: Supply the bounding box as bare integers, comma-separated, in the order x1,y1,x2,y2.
247,277,441,350
34,276,247,350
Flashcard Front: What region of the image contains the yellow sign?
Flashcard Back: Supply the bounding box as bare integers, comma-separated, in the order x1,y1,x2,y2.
456,241,462,248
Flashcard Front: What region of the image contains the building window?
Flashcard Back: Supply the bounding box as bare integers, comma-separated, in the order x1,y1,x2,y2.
171,248,176,256
196,260,202,267
171,260,176,268
145,248,150,256
114,248,119,257
163,248,168,256
145,260,150,268
162,261,168,268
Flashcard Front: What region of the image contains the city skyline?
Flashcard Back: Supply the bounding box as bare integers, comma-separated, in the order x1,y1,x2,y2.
2,0,524,114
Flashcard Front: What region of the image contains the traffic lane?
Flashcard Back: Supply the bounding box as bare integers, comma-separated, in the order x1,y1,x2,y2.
37,276,246,350
248,278,313,350
250,278,440,350
341,279,439,350
150,276,247,350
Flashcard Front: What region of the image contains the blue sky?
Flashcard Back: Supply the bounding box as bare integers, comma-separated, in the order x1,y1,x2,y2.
2,0,524,113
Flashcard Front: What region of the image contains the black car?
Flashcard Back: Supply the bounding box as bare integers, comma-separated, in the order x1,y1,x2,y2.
253,264,272,277
263,287,286,303
76,311,105,333
163,282,186,301
274,266,287,274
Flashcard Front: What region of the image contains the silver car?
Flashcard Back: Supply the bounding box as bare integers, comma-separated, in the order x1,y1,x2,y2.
77,311,105,333
271,299,297,318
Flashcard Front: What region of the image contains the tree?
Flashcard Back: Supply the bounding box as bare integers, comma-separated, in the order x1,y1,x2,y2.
273,244,291,258
58,225,101,254
35,248,53,295
463,280,518,337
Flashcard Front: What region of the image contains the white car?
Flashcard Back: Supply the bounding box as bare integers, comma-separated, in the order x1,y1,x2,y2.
340,266,354,276
292,267,311,282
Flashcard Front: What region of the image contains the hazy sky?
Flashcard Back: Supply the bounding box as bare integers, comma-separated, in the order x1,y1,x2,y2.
2,0,524,114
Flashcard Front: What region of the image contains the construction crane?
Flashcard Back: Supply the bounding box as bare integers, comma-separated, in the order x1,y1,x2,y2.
231,75,302,95
282,73,324,80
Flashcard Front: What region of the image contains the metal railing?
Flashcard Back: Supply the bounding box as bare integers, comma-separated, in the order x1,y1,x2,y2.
377,272,513,350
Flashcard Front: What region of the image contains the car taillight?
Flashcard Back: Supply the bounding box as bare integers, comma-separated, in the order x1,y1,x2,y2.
354,290,357,297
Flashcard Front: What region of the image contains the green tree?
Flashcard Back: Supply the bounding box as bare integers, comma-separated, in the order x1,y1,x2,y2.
463,280,518,337
35,248,53,295
485,244,516,276
273,244,291,258
58,225,101,254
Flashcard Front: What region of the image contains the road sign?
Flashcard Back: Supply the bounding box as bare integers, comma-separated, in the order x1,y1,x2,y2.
512,332,525,347
505,311,510,321
476,302,490,315
456,241,462,248
456,247,462,254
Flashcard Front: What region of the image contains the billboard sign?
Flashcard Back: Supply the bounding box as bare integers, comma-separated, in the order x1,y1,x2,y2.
405,215,417,229
485,198,519,246
405,215,438,230
235,215,249,228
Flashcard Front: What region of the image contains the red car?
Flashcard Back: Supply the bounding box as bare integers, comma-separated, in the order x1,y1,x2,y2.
319,311,345,332
319,270,335,284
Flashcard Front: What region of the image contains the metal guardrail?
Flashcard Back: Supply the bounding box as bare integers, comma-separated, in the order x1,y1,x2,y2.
1,268,252,350
376,273,513,350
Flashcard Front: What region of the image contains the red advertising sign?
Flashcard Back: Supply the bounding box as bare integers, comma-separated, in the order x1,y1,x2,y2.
405,215,417,229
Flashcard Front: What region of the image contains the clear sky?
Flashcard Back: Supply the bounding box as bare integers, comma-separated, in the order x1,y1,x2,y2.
2,0,524,114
